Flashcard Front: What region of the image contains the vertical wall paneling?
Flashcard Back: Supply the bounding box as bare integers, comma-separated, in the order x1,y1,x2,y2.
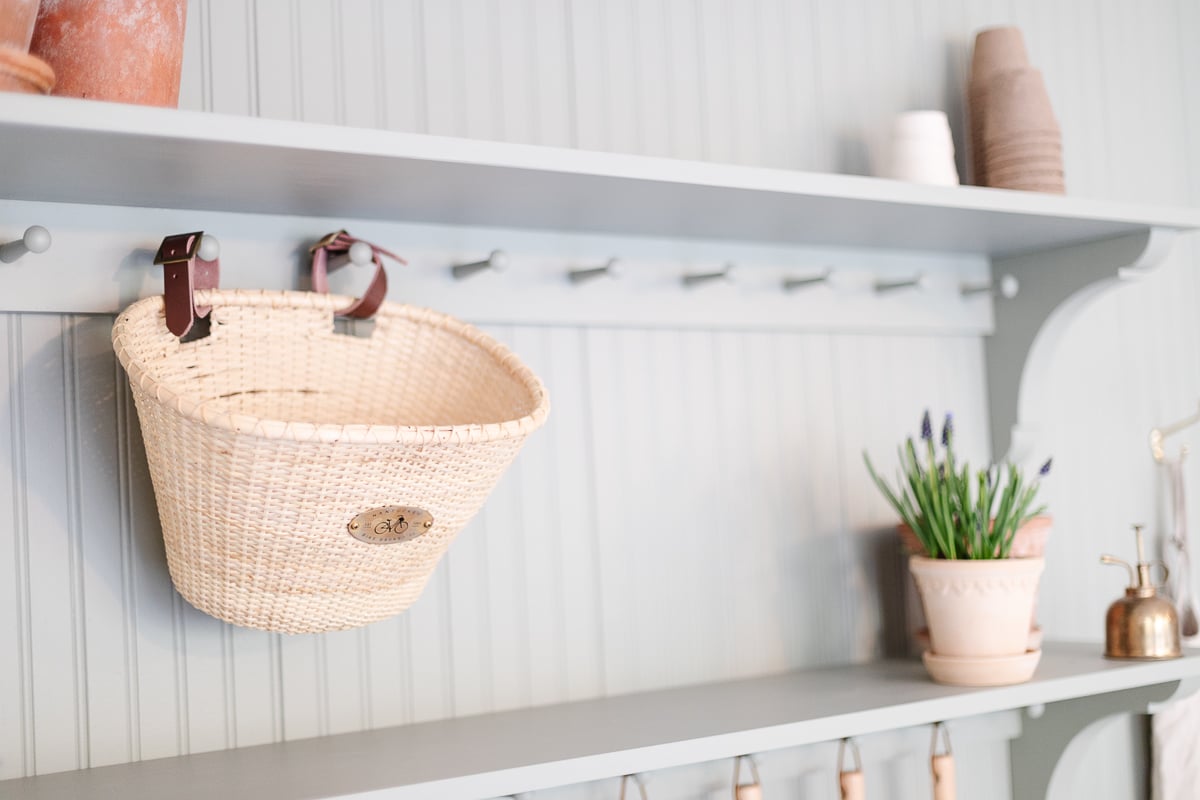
660,0,704,161
0,315,32,779
509,327,569,707
420,0,465,138
69,317,128,769
378,0,427,134
335,0,385,130
585,327,644,696
565,0,606,153
20,315,81,774
205,1,256,116
494,0,534,146
252,0,299,122
403,559,453,724
458,0,501,142
126,373,183,763
319,627,367,737
4,3,1200,799
293,0,340,125
528,0,575,148
695,0,734,164
177,0,206,112
542,327,606,701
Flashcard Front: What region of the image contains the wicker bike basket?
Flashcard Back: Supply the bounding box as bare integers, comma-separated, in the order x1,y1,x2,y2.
112,289,549,634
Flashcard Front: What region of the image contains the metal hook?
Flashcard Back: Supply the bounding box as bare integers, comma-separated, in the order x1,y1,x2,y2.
1150,399,1200,462
619,774,648,800
0,225,52,263
838,738,863,773
683,263,735,288
931,722,952,756
782,268,831,292
569,257,622,284
961,274,1019,299
873,274,924,293
732,755,762,799
452,249,509,280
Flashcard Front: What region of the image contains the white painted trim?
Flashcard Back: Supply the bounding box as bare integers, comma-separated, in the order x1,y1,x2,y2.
2,95,1198,253
2,642,1197,799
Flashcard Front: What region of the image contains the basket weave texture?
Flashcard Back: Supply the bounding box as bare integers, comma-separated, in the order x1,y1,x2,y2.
112,289,549,634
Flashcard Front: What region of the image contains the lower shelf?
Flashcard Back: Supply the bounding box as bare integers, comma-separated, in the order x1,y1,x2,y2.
5,641,1199,800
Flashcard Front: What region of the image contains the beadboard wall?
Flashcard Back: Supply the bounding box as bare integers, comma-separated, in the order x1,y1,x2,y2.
2,2,1199,799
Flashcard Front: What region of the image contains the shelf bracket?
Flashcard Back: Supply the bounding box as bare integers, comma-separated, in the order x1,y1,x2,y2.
1010,678,1192,799
985,227,1179,465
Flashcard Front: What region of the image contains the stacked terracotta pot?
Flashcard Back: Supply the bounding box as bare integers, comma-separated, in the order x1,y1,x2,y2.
968,26,1065,193
0,0,55,94
1,0,188,106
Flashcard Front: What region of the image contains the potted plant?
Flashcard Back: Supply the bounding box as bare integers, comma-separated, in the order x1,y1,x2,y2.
866,411,1051,686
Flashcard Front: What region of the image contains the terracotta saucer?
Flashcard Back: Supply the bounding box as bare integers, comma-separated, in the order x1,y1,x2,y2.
922,648,1042,686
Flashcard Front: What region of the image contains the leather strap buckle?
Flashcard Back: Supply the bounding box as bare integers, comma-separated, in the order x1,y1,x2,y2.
155,231,221,338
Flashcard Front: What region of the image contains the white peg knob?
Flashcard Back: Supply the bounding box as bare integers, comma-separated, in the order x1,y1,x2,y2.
998,274,1019,299
197,234,220,261
348,240,374,266
22,225,51,254
486,249,510,272
0,225,53,263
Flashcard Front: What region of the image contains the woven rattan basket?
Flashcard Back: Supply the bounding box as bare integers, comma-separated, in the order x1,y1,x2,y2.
112,289,549,634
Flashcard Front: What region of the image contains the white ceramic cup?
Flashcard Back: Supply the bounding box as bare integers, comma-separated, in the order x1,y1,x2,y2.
881,110,960,186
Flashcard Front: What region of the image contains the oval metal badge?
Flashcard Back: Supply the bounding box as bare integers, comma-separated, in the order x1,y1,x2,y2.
348,506,434,544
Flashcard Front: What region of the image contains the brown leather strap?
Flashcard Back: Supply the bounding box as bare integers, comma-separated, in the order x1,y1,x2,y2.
310,231,404,319
154,231,220,337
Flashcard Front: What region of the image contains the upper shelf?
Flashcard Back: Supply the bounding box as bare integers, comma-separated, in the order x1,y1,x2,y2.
3,642,1198,800
2,94,1199,256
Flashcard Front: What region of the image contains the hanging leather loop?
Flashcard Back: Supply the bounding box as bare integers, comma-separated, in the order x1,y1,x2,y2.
618,773,648,800
931,722,956,800
154,231,220,337
732,754,763,799
838,738,865,800
309,229,404,319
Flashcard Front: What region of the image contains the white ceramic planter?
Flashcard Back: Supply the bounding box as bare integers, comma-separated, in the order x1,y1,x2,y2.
909,555,1045,658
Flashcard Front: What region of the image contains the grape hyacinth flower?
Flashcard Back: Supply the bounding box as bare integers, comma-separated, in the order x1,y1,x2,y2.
864,409,1052,560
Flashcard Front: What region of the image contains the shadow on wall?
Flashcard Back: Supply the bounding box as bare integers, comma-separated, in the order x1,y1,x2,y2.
778,523,912,667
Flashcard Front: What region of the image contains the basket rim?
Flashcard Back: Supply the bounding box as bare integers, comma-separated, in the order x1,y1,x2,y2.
112,289,550,444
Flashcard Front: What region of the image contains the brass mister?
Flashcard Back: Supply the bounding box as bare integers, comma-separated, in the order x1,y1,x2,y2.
1100,525,1181,660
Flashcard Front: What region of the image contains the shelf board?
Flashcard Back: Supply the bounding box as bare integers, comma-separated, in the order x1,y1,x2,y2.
2,95,1199,255
4,642,1198,800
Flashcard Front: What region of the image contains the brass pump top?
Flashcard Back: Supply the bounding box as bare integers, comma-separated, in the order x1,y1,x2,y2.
1101,524,1161,598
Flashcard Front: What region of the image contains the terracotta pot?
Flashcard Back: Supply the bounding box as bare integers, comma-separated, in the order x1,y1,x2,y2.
968,27,1030,185
0,44,55,93
0,0,41,51
910,555,1044,658
970,27,1029,84
30,0,188,106
900,516,1050,652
